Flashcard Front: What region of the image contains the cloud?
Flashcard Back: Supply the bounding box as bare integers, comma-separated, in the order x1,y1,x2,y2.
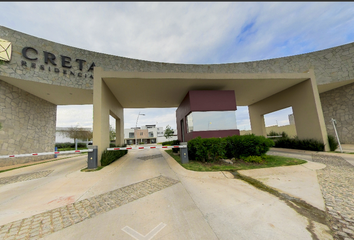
264,107,293,127
124,108,177,129
202,2,354,64
56,105,93,128
1,2,353,132
1,2,354,64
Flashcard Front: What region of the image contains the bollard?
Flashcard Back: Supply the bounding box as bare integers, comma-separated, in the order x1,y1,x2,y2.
179,142,189,164
87,145,98,169
54,147,57,158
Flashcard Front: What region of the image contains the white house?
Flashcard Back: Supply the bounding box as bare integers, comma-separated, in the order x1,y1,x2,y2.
124,125,177,145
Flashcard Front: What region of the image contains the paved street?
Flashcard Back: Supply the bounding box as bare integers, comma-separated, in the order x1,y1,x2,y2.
312,154,354,240
0,148,337,240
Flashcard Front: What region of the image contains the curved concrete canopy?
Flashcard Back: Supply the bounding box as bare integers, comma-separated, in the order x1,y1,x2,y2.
1,70,353,107
0,25,354,107
101,72,309,108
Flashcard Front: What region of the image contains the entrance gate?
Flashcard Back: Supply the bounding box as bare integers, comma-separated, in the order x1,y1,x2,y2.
103,144,190,167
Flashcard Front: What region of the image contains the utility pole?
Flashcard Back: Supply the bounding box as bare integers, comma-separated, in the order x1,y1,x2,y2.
135,112,145,145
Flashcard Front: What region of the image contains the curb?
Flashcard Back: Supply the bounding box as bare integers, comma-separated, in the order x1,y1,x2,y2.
160,149,234,179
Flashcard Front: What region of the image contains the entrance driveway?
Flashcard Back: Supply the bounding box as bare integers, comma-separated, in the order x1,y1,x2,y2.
0,148,332,240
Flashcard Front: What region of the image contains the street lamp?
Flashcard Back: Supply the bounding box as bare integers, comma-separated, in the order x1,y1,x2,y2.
135,112,145,145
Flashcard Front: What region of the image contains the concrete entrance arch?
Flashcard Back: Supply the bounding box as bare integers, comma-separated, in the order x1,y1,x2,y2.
93,68,329,164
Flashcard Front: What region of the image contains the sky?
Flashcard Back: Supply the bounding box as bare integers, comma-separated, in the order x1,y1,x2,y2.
1,2,354,131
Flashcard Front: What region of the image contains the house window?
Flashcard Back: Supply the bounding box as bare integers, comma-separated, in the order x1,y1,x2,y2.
186,113,193,133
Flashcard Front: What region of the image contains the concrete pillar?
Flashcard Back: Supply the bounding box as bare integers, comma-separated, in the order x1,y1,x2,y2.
112,113,123,147
248,71,329,151
248,108,267,137
93,67,124,165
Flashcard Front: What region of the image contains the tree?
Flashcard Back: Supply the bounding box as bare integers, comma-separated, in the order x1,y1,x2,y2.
60,125,92,150
109,125,116,141
164,125,174,139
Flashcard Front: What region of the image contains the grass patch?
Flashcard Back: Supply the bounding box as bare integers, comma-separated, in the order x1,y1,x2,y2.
334,151,354,154
165,149,306,172
81,166,104,172
57,148,88,151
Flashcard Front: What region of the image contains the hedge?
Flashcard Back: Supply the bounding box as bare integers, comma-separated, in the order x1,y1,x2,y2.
162,139,180,153
273,136,324,151
327,135,339,151
269,132,338,152
225,134,274,159
101,144,128,166
187,135,274,162
55,142,87,149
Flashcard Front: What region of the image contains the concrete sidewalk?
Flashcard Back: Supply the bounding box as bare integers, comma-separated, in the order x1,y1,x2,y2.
269,145,354,166
335,143,354,153
268,147,354,239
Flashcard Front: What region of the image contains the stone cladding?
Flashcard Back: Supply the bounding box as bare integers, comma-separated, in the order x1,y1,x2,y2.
0,170,53,185
1,25,354,89
320,82,354,144
312,154,354,240
0,80,56,166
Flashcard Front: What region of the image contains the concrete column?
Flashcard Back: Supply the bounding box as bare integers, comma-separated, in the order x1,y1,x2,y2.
93,67,106,166
248,72,329,151
116,118,122,146
248,107,267,137
93,67,124,165
112,114,123,147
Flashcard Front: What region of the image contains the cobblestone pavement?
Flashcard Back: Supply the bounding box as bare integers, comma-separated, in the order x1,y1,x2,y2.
0,170,54,186
137,154,163,161
312,154,354,240
0,175,179,240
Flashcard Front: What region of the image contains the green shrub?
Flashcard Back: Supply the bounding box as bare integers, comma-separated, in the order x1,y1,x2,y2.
327,135,339,151
225,134,274,159
281,131,289,138
162,139,180,153
55,142,87,149
189,137,227,162
188,137,208,162
188,135,273,162
243,155,263,164
207,138,227,162
268,130,280,136
162,140,180,146
101,144,127,166
274,136,324,151
55,142,71,149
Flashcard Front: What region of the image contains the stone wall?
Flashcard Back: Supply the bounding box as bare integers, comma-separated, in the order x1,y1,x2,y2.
320,82,354,144
0,80,56,167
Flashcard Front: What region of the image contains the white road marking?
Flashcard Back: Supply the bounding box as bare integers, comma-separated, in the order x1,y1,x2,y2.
122,222,167,240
